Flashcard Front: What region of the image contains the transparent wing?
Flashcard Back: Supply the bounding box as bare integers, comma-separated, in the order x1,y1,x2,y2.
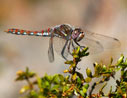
78,37,104,54
48,36,54,62
53,37,69,59
54,36,104,56
84,29,121,49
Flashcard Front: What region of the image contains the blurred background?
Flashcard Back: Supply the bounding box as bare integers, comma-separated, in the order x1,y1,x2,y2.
0,0,126,97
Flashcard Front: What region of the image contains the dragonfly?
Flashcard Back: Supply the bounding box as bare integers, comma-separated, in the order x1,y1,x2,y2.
5,24,120,62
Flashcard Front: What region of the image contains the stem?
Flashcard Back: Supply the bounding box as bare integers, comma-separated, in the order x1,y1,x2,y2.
26,77,33,89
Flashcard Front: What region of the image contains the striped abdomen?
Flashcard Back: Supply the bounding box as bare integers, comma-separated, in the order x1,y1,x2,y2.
5,28,52,37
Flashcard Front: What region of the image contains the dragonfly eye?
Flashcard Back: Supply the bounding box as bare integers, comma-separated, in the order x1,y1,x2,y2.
76,32,84,42
72,28,84,42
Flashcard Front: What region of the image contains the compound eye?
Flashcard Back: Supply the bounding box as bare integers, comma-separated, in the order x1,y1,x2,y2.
77,33,84,42
74,30,78,34
74,31,76,34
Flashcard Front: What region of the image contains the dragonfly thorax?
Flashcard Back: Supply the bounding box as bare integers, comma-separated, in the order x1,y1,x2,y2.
71,28,84,42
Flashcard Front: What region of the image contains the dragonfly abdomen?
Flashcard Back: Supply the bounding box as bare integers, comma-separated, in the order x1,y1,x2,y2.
5,28,52,37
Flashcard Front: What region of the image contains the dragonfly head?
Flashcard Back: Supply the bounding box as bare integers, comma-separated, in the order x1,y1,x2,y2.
72,28,84,42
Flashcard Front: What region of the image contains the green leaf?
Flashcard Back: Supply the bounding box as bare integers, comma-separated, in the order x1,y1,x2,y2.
20,85,30,94
102,65,107,72
75,46,80,54
82,47,89,53
82,87,87,93
64,69,69,73
73,54,79,58
37,76,42,89
16,68,36,81
94,63,103,77
85,77,92,83
45,81,50,87
76,72,84,81
41,77,50,88
28,72,36,78
117,54,124,65
65,61,73,64
86,68,92,77
30,90,38,97
45,74,52,81
69,64,73,70
63,85,70,92
26,67,29,73
15,70,26,81
124,58,127,65
53,74,60,84
72,63,76,67
80,47,89,57
74,90,79,96
38,95,46,98
58,74,64,82
72,73,77,81
110,57,113,65
72,47,80,55
77,76,81,84
65,75,70,81
79,90,85,97
83,84,89,89
51,85,60,91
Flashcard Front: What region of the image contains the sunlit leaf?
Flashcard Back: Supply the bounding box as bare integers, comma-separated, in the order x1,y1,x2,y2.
85,77,92,83
77,77,81,84
86,68,92,77
82,87,87,93
73,54,79,58
83,84,89,89
65,61,73,64
72,73,77,81
64,69,69,73
124,58,127,66
82,47,89,53
30,90,38,97
79,90,85,97
20,85,30,94
117,54,124,65
75,47,80,54
37,76,42,89
102,65,106,72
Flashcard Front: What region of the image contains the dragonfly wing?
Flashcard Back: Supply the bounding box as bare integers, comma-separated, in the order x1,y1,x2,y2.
48,36,54,62
84,29,121,49
78,37,104,54
53,37,69,59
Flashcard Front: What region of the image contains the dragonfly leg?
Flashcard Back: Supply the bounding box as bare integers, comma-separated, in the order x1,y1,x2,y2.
74,41,85,49
67,40,72,55
61,40,69,61
72,41,76,49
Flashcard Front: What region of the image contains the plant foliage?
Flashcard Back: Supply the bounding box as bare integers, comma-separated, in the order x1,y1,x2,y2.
16,47,127,98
